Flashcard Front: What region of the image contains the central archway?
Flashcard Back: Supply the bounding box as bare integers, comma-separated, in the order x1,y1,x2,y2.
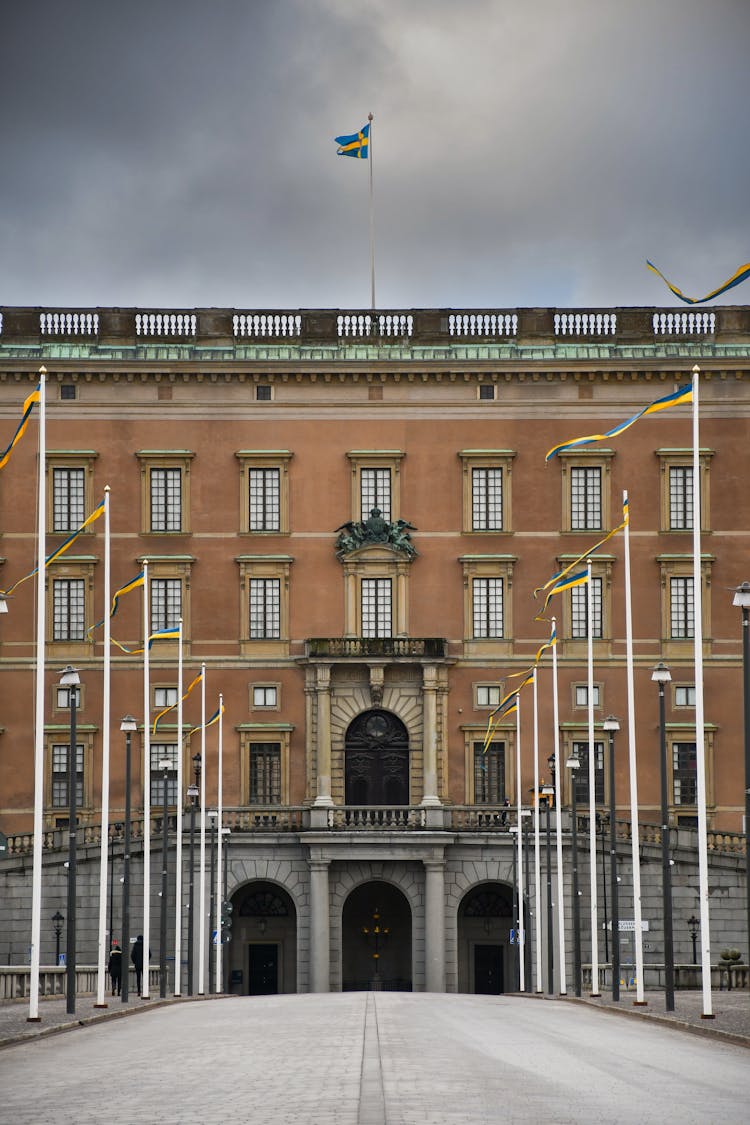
342,880,412,991
345,709,409,805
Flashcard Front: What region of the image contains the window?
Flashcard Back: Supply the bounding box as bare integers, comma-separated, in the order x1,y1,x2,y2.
656,449,713,533
474,741,506,803
673,741,697,806
658,554,713,652
571,577,603,639
51,743,84,808
53,578,85,641
137,451,194,535
249,742,281,804
151,578,182,632
674,685,696,708
60,385,76,401
47,451,98,536
256,384,272,401
669,466,693,530
361,578,392,638
478,384,495,401
236,451,292,535
459,451,515,534
472,577,504,638
252,684,279,709
150,743,178,806
55,685,82,711
570,740,605,805
154,687,178,709
670,577,694,639
571,466,602,531
475,684,503,709
237,556,293,655
574,684,601,709
347,451,404,522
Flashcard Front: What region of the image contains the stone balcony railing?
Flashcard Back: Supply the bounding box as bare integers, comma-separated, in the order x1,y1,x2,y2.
1,305,749,348
305,637,448,659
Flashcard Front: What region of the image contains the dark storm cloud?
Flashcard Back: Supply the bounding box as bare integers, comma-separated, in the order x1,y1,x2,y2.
1,0,749,310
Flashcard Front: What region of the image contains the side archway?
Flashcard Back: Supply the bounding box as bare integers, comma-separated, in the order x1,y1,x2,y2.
225,880,297,995
457,882,514,994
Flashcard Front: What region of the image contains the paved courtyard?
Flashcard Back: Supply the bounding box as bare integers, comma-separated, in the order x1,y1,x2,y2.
1,992,749,1124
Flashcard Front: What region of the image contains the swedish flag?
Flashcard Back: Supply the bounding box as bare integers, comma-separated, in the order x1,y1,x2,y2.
335,122,370,158
647,260,750,305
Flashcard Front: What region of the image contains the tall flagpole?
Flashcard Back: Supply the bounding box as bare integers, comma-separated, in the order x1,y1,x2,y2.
533,667,542,993
587,559,600,996
95,487,112,1007
28,366,46,1023
215,694,224,993
623,490,646,1004
691,365,713,1018
198,663,207,995
368,111,375,311
174,619,184,995
142,559,151,998
551,618,567,994
515,697,525,992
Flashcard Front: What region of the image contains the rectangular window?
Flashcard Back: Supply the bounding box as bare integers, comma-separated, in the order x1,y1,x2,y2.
571,577,603,639
252,685,278,708
472,577,503,638
673,741,697,805
151,579,182,632
150,467,182,532
472,468,503,531
53,578,85,641
51,743,84,808
249,468,280,532
150,743,178,805
154,687,178,709
476,684,502,708
669,466,693,530
360,468,391,521
56,686,81,709
361,578,392,638
574,684,600,708
473,741,505,803
571,741,605,804
53,468,85,532
670,577,694,639
249,742,281,804
674,685,696,708
570,467,602,531
250,578,281,639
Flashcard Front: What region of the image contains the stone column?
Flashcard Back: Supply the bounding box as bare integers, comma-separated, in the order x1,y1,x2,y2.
421,665,441,806
424,859,446,993
313,665,333,807
309,859,331,993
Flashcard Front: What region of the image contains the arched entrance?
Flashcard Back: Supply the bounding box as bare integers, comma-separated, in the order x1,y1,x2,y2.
227,881,297,995
345,709,409,805
457,882,514,994
342,880,412,991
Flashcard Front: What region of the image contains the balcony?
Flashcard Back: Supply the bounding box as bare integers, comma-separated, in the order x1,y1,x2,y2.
305,637,448,659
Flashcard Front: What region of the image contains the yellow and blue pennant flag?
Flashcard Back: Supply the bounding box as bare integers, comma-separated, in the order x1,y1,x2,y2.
189,701,225,736
335,122,370,158
545,382,692,461
153,670,203,735
0,496,106,599
0,384,40,472
647,260,750,305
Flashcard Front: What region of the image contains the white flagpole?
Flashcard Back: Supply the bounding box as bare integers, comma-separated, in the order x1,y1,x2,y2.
516,697,525,991
623,490,646,1004
691,365,713,1018
551,618,566,994
142,559,151,998
28,367,46,1023
198,663,207,995
174,619,184,995
215,694,224,993
533,667,542,993
95,487,112,1007
587,559,600,996
368,111,375,311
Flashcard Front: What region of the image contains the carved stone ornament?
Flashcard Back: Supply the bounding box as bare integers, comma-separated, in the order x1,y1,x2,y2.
334,508,418,559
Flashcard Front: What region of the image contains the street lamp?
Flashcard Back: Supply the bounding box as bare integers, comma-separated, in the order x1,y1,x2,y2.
60,665,80,1015
52,911,64,965
159,757,172,999
687,913,700,966
0,593,8,614
119,715,137,1003
652,661,675,1012
187,752,201,996
731,580,750,967
566,753,582,997
543,755,555,995
603,715,621,1001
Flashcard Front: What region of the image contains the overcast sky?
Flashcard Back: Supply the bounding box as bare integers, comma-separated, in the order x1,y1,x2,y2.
1,0,748,312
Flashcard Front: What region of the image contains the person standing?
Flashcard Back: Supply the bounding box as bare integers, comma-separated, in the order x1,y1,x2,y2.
131,935,144,994
108,943,123,996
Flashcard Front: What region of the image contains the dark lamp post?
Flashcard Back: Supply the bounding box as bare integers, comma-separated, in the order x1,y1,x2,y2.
602,715,620,1001
52,911,64,965
187,751,202,996
60,665,80,1016
687,914,700,966
159,757,171,999
119,715,137,1003
652,661,675,1012
731,581,750,971
541,768,555,995
566,754,582,997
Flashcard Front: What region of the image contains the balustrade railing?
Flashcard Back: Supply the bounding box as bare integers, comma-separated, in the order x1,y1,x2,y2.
305,637,447,658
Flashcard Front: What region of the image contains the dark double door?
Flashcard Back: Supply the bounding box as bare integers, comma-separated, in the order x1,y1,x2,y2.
474,944,503,995
248,943,278,995
345,710,410,806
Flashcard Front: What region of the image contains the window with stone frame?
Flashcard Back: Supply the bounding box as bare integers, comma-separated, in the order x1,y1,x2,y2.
571,577,603,639
346,451,404,523
236,451,292,535
361,577,392,638
656,449,712,533
472,577,504,638
249,742,282,804
137,451,194,535
150,743,178,806
473,741,506,804
558,450,614,534
237,556,293,655
458,451,515,534
47,451,98,535
51,742,84,808
672,741,697,806
52,577,86,641
570,740,605,805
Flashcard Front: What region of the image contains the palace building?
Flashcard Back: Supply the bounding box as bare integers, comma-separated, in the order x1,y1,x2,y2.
0,303,747,995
